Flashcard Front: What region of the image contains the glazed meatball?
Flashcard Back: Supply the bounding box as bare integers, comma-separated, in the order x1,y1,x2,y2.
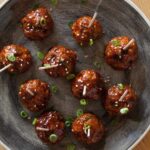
105,36,138,70
0,44,32,74
35,111,65,144
71,16,103,46
72,69,103,100
40,46,77,77
21,7,53,40
72,113,104,144
104,84,137,116
19,79,51,112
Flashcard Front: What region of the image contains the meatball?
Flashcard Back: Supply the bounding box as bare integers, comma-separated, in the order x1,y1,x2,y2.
72,113,104,144
19,79,51,112
105,36,138,70
104,84,137,116
0,44,32,74
72,69,103,100
35,111,65,144
40,46,77,77
21,7,53,40
71,16,103,46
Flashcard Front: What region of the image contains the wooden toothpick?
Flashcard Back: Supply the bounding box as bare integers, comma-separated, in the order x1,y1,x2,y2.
123,39,135,50
88,0,103,28
39,64,58,70
118,89,128,102
0,64,12,73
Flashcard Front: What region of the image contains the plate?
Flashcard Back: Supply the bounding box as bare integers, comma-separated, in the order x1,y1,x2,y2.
0,0,150,150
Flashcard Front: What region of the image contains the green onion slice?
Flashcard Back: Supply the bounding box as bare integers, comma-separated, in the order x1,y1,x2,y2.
118,83,125,90
66,143,76,150
37,51,44,60
66,74,76,80
120,107,129,115
76,109,84,117
32,118,37,125
20,111,28,119
89,39,94,46
7,54,16,62
80,99,88,106
50,84,58,93
49,134,58,143
111,39,121,47
50,0,58,6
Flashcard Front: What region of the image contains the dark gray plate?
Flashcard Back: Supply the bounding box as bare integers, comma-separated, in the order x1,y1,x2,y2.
0,0,150,150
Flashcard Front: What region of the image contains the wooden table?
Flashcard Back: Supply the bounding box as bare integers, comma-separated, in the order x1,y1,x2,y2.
0,0,149,150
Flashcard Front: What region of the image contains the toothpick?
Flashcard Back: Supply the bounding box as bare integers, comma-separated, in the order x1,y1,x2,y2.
36,127,49,131
88,0,103,28
118,89,128,102
123,39,135,50
39,64,58,70
0,64,12,73
83,85,87,96
26,88,34,96
87,128,91,137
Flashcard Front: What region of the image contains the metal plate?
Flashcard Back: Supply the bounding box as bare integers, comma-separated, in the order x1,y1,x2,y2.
0,0,150,150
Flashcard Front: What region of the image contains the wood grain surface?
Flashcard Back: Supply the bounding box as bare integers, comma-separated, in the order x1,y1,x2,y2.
0,0,149,150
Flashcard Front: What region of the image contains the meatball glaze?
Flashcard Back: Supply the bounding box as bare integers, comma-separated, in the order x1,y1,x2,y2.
72,113,104,144
35,111,65,144
104,84,137,116
21,7,53,40
71,16,103,46
19,79,51,112
42,46,77,77
105,36,138,70
72,69,103,100
0,44,32,74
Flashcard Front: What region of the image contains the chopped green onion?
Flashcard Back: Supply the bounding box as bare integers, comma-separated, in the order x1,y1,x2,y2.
66,74,76,80
7,54,16,62
120,107,129,115
32,3,40,9
80,99,88,106
80,0,87,4
65,116,73,127
76,109,84,117
50,0,58,6
49,134,58,143
118,83,125,90
93,61,102,69
50,84,58,93
40,17,47,26
20,111,28,119
66,143,76,150
68,21,74,28
37,51,44,60
32,118,37,125
111,39,121,47
89,39,94,46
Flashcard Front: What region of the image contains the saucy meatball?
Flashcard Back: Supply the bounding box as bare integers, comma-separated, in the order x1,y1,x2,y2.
0,44,32,74
72,113,104,144
72,69,103,100
71,16,103,46
35,111,65,144
105,36,138,70
21,7,53,40
40,46,77,77
19,79,51,112
104,84,137,116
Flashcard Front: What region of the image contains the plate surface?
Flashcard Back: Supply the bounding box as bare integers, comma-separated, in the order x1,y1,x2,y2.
0,0,150,150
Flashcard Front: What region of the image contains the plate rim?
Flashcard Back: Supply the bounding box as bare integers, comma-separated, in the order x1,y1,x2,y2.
0,0,150,150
